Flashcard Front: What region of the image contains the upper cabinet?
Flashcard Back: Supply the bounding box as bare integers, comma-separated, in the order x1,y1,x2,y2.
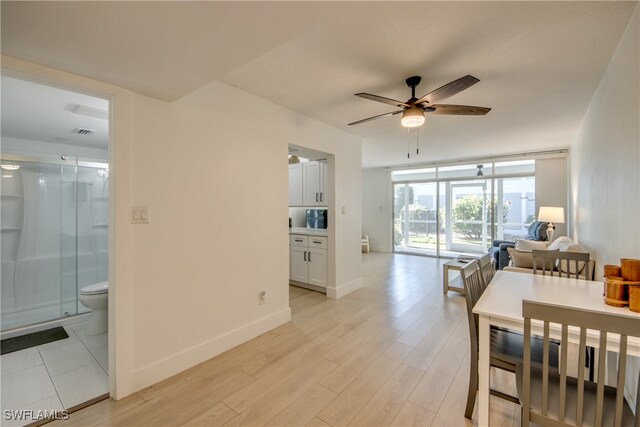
288,163,303,206
289,160,327,207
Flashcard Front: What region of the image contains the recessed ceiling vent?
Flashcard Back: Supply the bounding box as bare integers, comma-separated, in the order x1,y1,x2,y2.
74,128,96,135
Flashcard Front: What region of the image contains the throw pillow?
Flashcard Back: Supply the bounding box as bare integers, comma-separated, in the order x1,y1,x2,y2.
515,239,548,252
547,236,574,251
557,243,588,275
526,221,549,241
507,247,534,268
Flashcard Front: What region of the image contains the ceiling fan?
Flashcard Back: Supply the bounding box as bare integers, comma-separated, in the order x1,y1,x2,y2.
348,75,490,127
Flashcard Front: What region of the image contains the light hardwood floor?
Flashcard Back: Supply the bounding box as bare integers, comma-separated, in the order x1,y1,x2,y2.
51,253,520,426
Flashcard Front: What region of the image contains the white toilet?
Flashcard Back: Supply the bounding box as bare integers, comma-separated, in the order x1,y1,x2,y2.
79,281,108,335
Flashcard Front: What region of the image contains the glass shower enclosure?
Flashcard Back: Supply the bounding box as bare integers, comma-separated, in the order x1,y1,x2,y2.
1,153,108,332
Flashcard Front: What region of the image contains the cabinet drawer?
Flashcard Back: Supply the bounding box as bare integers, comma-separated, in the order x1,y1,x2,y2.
308,236,328,249
290,235,308,247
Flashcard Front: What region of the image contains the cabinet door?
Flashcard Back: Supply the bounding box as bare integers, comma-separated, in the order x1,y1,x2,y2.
290,246,309,283
307,248,328,287
288,163,303,206
319,160,328,206
302,161,320,206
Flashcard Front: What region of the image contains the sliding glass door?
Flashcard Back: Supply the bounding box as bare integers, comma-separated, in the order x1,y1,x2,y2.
394,182,439,256
494,176,536,241
392,160,535,258
445,180,490,255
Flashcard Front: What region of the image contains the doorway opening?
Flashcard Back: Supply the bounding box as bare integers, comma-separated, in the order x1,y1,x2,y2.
0,74,111,424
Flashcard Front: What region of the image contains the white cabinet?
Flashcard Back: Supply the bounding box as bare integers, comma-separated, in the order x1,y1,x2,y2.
289,234,328,288
303,161,320,206
290,246,309,283
289,160,328,207
288,163,303,206
319,160,328,205
307,247,328,287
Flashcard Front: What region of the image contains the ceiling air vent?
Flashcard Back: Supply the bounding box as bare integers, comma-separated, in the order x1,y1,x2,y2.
74,128,96,135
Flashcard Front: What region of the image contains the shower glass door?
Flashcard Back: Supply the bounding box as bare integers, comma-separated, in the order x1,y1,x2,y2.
1,155,78,330
61,159,78,318
76,160,109,314
0,154,108,332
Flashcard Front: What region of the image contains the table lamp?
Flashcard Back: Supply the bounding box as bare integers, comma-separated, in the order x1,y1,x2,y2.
537,206,565,243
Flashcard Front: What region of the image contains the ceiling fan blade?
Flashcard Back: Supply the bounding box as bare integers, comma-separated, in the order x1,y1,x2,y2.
355,93,410,108
415,75,480,105
347,110,403,126
429,104,491,115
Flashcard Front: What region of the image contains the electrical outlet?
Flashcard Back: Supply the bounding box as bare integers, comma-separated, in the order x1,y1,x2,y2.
259,290,266,305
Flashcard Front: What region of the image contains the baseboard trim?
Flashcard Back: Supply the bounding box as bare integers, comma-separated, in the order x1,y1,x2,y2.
130,307,291,392
369,246,392,253
326,277,363,299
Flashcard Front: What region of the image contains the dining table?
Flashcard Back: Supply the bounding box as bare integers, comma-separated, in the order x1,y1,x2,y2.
472,270,640,426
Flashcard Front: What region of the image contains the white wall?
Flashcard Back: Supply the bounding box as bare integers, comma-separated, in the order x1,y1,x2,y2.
570,5,639,407
362,168,392,252
570,6,639,277
1,56,362,398
535,157,568,239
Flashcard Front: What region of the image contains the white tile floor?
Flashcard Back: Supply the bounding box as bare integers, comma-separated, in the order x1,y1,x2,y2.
1,322,108,426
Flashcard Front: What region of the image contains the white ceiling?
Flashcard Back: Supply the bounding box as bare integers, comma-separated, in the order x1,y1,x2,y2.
2,1,636,168
1,75,109,149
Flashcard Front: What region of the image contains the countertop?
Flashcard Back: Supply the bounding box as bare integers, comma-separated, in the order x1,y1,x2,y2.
289,227,328,237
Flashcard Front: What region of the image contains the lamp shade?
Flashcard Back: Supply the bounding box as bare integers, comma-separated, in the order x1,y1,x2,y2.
401,107,425,128
538,206,565,224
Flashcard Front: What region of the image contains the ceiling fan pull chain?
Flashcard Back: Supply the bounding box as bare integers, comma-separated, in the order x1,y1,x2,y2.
407,128,411,158
416,128,420,155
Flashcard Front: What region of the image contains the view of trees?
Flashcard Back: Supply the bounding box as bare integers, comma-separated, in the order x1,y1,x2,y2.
395,194,509,243
450,195,509,240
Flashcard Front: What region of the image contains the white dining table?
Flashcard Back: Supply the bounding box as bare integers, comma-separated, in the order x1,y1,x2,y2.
472,270,640,426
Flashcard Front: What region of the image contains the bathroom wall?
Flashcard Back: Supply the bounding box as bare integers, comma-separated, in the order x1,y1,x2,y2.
0,55,363,398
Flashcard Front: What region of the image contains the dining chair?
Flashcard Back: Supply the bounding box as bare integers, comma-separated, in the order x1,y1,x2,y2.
518,300,640,427
532,250,591,279
460,261,559,419
532,249,598,381
478,253,495,289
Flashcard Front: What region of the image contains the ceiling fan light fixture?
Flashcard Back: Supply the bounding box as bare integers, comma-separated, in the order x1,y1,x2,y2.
401,107,425,128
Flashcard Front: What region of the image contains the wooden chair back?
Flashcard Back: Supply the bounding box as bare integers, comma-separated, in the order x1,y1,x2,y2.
460,261,485,353
532,250,591,279
521,300,640,427
478,253,495,288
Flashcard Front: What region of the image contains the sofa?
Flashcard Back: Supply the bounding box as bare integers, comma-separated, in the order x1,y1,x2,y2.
503,236,595,280
489,221,549,270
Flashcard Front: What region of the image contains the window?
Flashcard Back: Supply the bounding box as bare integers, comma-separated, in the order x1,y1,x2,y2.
392,159,536,257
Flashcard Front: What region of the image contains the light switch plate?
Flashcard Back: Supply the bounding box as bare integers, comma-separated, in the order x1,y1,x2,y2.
131,206,150,224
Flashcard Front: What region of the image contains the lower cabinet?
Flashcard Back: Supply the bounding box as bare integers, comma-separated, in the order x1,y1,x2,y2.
307,247,328,287
289,235,328,288
290,246,309,283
